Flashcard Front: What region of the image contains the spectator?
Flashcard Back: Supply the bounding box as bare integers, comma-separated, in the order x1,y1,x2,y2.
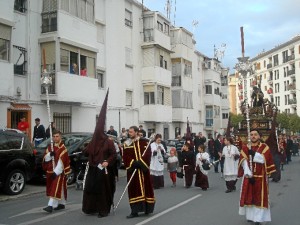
32,118,46,147
80,67,87,76
107,125,118,137
194,132,206,153
17,116,29,135
46,122,56,139
138,125,146,138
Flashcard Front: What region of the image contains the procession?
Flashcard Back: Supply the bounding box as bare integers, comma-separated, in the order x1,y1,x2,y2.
1,0,300,225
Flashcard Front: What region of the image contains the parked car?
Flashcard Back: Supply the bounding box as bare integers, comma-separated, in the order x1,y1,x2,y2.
34,132,92,182
0,129,36,195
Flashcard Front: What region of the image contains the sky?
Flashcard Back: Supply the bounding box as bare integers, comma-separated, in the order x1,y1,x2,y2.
138,0,300,72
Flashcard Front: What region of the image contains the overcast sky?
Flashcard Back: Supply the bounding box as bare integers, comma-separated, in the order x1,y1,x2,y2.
138,0,300,72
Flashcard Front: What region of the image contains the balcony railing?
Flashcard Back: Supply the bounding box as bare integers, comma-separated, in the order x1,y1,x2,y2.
288,54,295,61
267,63,272,69
288,99,297,105
288,69,295,76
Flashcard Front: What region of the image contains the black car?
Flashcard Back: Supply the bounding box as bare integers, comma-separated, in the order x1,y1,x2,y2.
34,132,92,182
0,129,36,195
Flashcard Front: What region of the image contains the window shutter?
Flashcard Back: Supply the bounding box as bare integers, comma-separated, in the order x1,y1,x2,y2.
143,48,154,66
97,23,105,43
126,90,132,106
41,42,55,65
164,87,171,105
87,57,95,78
144,85,155,92
125,47,132,66
0,24,11,40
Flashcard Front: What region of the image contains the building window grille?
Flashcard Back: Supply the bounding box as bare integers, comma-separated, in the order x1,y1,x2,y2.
0,38,10,61
205,85,212,94
41,11,57,33
53,112,71,133
13,45,27,75
96,71,104,88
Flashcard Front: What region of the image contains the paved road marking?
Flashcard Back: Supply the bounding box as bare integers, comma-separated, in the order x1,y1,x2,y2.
15,204,81,225
135,194,202,225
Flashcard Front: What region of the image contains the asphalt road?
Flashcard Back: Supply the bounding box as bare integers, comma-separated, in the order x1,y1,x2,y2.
0,156,299,225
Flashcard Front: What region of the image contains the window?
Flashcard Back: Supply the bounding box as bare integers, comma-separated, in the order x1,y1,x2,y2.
263,60,266,68
282,50,288,63
60,0,94,23
214,87,220,95
0,23,11,61
125,9,132,27
144,92,155,104
164,22,169,35
160,55,164,68
143,16,154,42
53,112,71,133
13,45,27,75
157,86,164,105
205,85,212,94
273,54,279,66
126,90,133,106
14,0,26,13
0,38,10,61
96,71,104,88
184,60,192,77
157,21,163,32
96,23,105,43
222,113,229,119
125,47,132,67
0,133,23,150
60,44,96,77
214,106,220,117
42,0,57,33
205,106,213,127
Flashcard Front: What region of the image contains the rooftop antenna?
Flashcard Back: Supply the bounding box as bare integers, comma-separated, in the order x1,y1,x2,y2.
173,0,177,26
165,0,171,20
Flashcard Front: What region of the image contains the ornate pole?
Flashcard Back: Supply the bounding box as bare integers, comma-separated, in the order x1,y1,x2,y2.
41,49,55,168
235,27,253,173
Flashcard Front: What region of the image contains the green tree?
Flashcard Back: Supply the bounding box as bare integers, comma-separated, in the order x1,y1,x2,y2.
230,113,243,129
276,112,290,130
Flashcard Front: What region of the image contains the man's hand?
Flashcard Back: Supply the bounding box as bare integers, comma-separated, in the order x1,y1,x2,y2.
248,149,256,157
102,161,108,167
50,151,55,157
50,173,57,180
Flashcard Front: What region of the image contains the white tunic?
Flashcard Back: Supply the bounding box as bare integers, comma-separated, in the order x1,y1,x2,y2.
196,152,210,175
222,144,239,181
150,142,165,176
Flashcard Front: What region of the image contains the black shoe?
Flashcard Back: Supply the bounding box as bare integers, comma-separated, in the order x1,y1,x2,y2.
202,188,207,191
127,213,139,218
43,206,53,213
54,204,65,210
98,213,108,218
254,222,261,225
225,190,232,193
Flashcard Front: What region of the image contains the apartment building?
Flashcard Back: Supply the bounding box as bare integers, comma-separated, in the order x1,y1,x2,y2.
0,0,229,139
235,35,300,115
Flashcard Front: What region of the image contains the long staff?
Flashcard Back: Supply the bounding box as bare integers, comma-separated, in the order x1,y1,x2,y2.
113,134,155,212
41,49,55,169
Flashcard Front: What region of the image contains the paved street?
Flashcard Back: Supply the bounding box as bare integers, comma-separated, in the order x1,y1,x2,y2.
0,156,299,225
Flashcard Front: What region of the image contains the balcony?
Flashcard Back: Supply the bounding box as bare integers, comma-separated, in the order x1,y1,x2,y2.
267,77,273,85
172,76,181,86
140,104,172,122
141,66,171,86
288,98,297,107
288,83,296,93
287,54,295,61
267,63,272,69
288,69,295,77
40,72,99,104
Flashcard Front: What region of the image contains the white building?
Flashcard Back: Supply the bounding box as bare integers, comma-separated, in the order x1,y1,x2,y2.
236,35,300,115
0,0,229,140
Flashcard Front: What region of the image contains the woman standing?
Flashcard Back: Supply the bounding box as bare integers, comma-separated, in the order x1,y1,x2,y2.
150,134,166,189
222,137,240,193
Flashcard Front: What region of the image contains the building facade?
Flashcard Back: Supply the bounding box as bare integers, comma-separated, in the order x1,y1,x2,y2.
235,35,300,115
0,0,229,140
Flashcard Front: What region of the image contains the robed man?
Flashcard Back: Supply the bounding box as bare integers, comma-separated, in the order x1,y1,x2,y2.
82,91,117,218
238,129,276,224
123,126,155,218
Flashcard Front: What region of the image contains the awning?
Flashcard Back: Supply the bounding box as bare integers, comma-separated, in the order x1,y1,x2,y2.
8,103,32,111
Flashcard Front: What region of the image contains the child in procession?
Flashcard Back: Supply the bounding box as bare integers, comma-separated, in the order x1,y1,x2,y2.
167,147,179,187
195,144,210,191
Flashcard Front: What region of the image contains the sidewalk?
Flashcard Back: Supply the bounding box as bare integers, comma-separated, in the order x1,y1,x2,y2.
0,169,127,202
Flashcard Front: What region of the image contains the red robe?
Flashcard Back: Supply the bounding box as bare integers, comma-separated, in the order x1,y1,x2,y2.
238,143,276,209
42,142,71,200
123,138,155,214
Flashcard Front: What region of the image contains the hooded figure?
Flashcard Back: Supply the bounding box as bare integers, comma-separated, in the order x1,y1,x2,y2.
82,90,117,218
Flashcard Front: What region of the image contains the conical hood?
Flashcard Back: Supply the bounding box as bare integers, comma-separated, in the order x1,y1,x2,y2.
85,89,109,164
